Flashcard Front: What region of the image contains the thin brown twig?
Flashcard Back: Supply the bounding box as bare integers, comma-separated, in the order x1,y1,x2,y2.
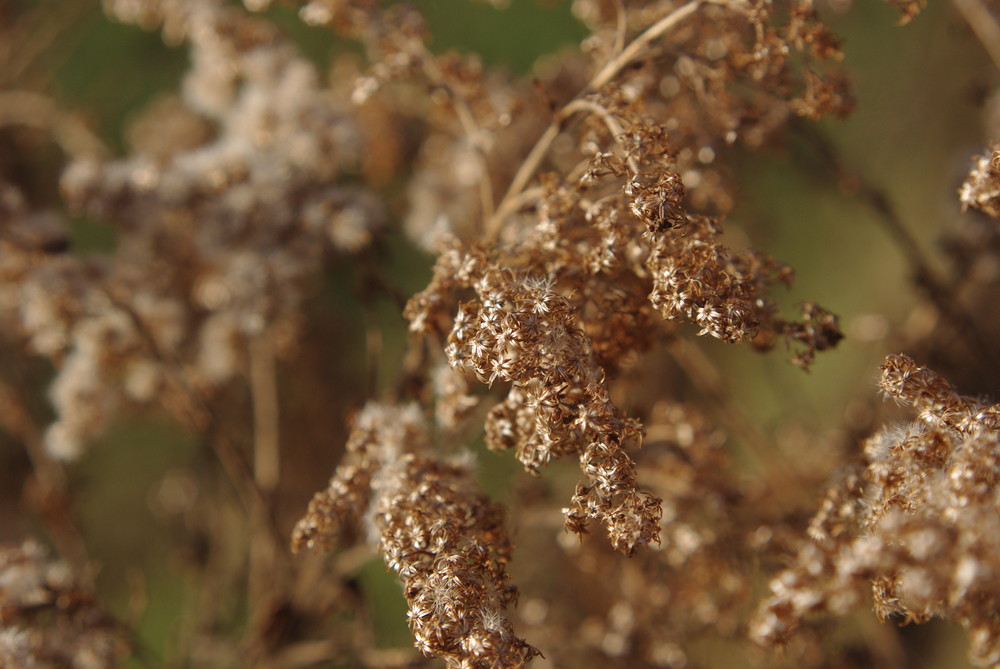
0,0,94,88
795,123,1000,383
420,49,495,222
611,0,628,57
0,91,107,158
0,379,87,567
484,0,703,241
588,0,702,92
953,0,1000,73
101,284,285,550
250,334,280,492
562,98,640,174
247,333,284,642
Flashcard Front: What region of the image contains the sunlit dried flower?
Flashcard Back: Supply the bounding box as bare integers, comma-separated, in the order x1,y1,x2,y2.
960,144,1000,218
293,403,538,668
0,541,128,669
753,355,1000,667
0,0,962,666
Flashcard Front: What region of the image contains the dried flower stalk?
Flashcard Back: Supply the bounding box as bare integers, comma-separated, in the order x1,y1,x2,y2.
4,0,976,666
753,354,1000,667
0,541,128,669
293,403,538,668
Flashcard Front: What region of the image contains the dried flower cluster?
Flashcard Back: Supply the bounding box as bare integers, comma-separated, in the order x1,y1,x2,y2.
961,144,1000,218
0,541,128,669
293,403,538,669
390,0,856,570
501,401,752,668
19,0,1000,667
2,0,377,459
753,354,1000,666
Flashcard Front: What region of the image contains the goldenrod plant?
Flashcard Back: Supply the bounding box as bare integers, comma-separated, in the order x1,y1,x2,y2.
9,1,1000,667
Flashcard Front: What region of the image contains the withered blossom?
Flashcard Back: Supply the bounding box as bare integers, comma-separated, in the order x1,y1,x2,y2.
753,355,1000,667
2,0,381,458
0,541,128,669
0,0,976,666
961,144,1000,219
293,403,538,669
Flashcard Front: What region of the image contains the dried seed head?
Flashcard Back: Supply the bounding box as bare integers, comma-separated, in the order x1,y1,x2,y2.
293,403,538,668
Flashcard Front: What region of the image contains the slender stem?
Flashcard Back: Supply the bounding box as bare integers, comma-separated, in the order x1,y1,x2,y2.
611,0,627,57
795,124,1000,382
2,1,92,87
486,122,562,240
0,379,87,567
420,50,495,221
562,98,640,173
0,91,107,158
102,284,284,548
588,0,702,92
247,334,283,653
488,186,547,229
250,334,280,492
953,0,1000,72
484,0,703,241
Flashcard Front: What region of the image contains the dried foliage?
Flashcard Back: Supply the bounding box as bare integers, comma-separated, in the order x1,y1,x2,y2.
0,541,128,669
961,144,1000,218
294,403,539,668
753,355,1000,667
4,0,378,460
886,0,928,24
19,0,1000,667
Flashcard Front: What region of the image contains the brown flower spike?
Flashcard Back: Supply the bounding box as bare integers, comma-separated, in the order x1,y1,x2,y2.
293,403,538,669
753,355,1000,667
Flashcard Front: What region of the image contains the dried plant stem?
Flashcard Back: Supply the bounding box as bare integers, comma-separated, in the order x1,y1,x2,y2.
667,337,810,501
611,0,627,57
358,250,412,397
487,122,561,239
248,334,284,649
588,0,702,91
364,306,384,398
421,51,496,220
489,185,546,226
564,98,640,173
860,189,964,330
0,91,107,158
1,1,91,87
484,0,703,240
104,286,284,550
953,0,1000,72
0,379,87,567
250,334,280,492
798,125,1000,381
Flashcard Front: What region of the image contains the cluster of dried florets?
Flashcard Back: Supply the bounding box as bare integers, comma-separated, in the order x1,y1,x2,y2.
752,354,1000,667
293,403,538,669
0,541,128,669
392,0,851,565
1,0,380,458
508,401,751,668
885,0,928,24
647,214,842,365
961,144,1000,219
407,245,662,555
2,0,953,666
1,183,123,459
